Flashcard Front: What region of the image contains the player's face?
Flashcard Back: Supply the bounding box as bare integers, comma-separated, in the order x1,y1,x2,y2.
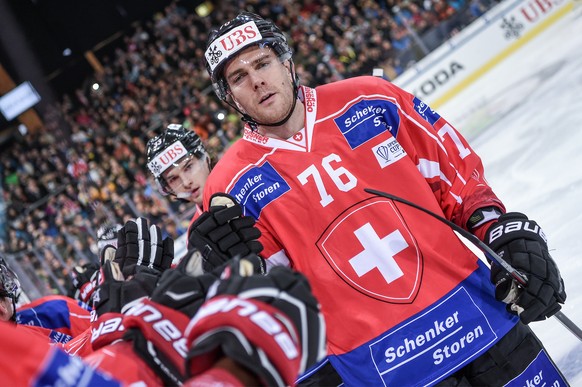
224,45,295,125
162,153,209,205
0,296,13,322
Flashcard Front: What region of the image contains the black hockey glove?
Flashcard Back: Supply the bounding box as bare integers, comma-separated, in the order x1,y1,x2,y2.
113,217,174,278
188,193,263,273
149,250,219,318
185,262,327,387
122,298,191,385
69,262,100,304
92,260,159,317
90,259,161,353
485,212,566,324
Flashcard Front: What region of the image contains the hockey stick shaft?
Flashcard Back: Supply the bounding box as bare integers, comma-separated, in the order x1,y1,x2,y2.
364,188,527,285
554,311,582,341
364,188,582,341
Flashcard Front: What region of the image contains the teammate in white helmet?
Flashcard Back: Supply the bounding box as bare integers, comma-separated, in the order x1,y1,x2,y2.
146,123,263,273
146,123,212,208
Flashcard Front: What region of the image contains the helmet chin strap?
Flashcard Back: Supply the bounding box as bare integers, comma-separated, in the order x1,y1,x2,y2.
230,62,300,132
9,296,16,322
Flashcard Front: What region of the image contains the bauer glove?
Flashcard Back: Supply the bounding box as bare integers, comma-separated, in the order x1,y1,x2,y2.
90,259,160,352
111,217,174,278
185,262,327,387
485,212,566,324
188,193,263,273
69,262,100,304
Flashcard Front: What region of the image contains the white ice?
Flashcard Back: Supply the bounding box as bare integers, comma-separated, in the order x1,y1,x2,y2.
438,4,582,382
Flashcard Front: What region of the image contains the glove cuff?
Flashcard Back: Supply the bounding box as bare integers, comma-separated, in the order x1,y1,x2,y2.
123,299,191,383
76,280,96,304
91,312,125,350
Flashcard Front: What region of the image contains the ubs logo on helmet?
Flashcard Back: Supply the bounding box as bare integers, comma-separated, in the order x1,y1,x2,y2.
147,141,187,177
206,21,263,72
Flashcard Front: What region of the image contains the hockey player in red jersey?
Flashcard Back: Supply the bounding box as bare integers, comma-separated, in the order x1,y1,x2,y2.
0,258,77,344
16,294,91,338
6,214,323,386
146,123,212,209
0,253,326,387
146,123,263,272
201,12,568,386
11,261,97,339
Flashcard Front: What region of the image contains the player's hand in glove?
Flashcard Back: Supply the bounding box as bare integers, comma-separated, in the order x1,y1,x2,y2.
184,261,327,387
485,212,566,324
96,223,122,265
149,249,219,318
69,262,100,303
188,193,263,273
118,251,220,385
91,218,173,351
90,259,160,352
92,260,159,317
112,217,174,278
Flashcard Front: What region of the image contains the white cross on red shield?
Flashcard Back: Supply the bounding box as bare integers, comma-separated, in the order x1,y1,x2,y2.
317,198,423,303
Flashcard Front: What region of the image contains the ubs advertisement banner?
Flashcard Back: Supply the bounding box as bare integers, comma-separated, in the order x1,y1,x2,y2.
393,0,573,108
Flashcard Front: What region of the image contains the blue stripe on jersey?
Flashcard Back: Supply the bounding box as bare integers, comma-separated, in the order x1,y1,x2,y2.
16,299,72,329
230,162,291,220
334,100,400,149
505,350,567,387
413,97,441,126
328,261,519,386
34,348,121,387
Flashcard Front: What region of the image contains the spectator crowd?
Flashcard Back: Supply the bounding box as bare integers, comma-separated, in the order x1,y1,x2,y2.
0,0,496,298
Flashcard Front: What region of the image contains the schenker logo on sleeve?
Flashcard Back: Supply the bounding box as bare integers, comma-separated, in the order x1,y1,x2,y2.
229,162,290,220
205,21,262,71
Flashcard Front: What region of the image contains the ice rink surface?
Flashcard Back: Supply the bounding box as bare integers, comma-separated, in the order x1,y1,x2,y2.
438,3,582,382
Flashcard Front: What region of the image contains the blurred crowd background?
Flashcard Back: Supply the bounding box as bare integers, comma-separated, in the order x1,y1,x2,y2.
0,0,497,300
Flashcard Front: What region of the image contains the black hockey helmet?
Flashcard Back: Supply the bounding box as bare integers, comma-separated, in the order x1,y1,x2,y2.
205,12,294,102
0,258,20,321
0,258,20,301
146,124,207,196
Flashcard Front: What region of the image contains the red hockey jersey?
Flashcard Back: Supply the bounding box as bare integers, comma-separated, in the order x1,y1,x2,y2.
17,295,91,338
203,76,517,385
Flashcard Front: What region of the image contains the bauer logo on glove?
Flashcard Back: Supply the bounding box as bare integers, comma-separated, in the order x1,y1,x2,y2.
487,216,547,246
485,212,566,324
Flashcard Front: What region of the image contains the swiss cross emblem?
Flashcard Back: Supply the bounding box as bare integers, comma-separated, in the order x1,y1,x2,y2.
293,132,303,142
316,197,423,303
